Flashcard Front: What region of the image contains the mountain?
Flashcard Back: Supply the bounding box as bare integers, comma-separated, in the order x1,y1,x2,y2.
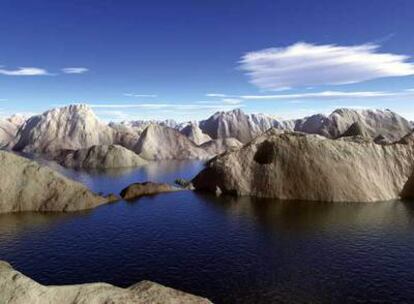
180,123,212,145
13,104,115,155
134,124,211,160
0,151,116,213
193,129,414,202
55,144,148,169
295,108,412,143
200,138,243,155
0,115,26,148
199,109,294,143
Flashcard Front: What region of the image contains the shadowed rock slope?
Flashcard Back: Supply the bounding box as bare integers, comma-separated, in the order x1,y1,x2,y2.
193,130,414,202
0,151,116,213
55,144,148,169
0,261,212,304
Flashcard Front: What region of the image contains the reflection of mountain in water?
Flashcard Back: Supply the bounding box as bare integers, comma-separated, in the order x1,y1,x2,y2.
199,194,414,233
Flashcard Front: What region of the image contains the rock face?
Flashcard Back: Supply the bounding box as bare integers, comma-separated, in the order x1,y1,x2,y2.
55,145,148,169
13,104,115,155
193,130,414,202
295,108,412,143
200,138,243,155
0,261,212,304
180,123,212,145
199,109,293,143
134,124,211,160
120,182,179,200
0,151,116,213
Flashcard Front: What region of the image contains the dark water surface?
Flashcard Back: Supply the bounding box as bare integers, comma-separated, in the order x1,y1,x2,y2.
1,160,414,303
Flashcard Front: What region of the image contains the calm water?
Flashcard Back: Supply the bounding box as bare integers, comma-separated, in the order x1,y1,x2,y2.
1,160,414,303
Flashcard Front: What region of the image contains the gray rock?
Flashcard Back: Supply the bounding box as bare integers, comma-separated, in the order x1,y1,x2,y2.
193,130,414,202
0,151,117,213
120,182,180,200
55,145,148,169
0,261,212,304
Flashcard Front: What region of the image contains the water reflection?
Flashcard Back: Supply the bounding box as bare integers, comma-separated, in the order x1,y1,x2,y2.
204,194,414,233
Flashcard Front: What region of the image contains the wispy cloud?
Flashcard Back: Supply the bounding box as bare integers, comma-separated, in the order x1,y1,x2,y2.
62,67,89,74
205,93,229,97
240,90,400,100
240,42,414,90
0,67,51,76
124,93,158,98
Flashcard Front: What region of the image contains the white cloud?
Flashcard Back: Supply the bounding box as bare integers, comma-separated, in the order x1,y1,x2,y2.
0,67,51,76
240,42,414,90
62,67,89,74
240,90,399,100
124,93,158,98
205,93,229,97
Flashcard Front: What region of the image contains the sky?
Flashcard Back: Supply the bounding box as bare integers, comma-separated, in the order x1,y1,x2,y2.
1,0,414,122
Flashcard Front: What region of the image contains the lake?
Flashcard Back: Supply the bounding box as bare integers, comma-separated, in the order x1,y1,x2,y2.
0,160,414,303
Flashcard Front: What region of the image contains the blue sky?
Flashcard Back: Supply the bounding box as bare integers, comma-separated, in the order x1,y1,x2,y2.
1,0,414,121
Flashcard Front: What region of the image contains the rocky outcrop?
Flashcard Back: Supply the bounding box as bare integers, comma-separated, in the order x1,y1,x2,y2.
134,124,211,160
199,109,294,143
0,261,212,304
295,108,412,143
0,151,117,213
180,123,212,145
120,182,180,200
55,145,148,169
13,104,115,155
200,138,243,155
193,130,414,202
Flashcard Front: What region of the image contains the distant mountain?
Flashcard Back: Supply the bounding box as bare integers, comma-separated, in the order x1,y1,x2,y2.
0,115,26,148
55,144,148,169
134,124,211,160
199,109,294,143
180,123,212,145
13,104,115,155
295,108,412,143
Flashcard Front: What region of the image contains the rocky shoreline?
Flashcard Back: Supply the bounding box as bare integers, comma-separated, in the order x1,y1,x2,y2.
0,261,212,304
